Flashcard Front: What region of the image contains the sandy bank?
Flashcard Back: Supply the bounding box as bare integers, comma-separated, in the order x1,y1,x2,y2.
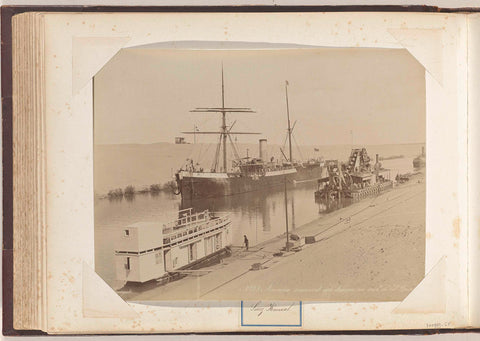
123,172,425,302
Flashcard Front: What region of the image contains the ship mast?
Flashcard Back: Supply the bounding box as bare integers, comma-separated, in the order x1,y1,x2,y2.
221,66,227,172
285,80,293,163
182,65,260,172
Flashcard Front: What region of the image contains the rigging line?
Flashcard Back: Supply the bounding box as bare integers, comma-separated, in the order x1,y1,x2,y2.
183,123,206,165
192,136,204,163
183,143,196,170
211,134,222,172
226,122,241,162
194,127,212,164
282,132,288,150
294,126,311,159
227,133,241,161
205,143,215,167
216,134,223,171
292,134,304,161
229,112,260,135
196,141,210,167
279,147,289,162
201,142,214,166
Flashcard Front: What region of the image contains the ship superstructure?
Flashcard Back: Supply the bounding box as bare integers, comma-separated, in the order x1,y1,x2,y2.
114,208,231,283
413,146,426,169
315,148,392,202
175,67,324,200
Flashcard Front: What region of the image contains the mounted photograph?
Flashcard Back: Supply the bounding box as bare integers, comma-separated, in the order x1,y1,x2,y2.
93,45,426,302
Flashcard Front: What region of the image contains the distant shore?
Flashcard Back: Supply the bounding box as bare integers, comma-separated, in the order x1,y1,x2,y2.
94,142,425,194
97,181,177,200
379,154,404,161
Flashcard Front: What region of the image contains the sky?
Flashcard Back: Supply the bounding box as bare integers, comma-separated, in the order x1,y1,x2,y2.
94,47,425,146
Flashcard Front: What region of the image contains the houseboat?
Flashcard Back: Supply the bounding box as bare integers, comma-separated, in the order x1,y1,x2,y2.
114,208,232,283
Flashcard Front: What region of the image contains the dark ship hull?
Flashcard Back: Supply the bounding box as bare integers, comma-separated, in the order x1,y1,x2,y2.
413,156,426,168
294,162,324,182
413,147,426,169
177,169,299,200
177,162,324,200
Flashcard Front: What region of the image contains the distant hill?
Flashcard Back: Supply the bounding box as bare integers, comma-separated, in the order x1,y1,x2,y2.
94,142,424,194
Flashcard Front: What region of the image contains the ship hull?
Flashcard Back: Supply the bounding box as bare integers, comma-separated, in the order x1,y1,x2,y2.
178,164,323,200
413,156,426,169
179,172,299,200
294,163,324,183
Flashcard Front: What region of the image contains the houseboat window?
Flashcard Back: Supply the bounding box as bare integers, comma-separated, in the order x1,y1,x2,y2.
155,252,162,264
125,257,130,270
124,229,129,237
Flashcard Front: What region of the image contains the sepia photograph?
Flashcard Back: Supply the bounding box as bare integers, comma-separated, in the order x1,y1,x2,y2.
93,45,426,302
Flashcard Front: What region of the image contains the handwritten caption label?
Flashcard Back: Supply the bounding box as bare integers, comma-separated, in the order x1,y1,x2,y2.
241,301,302,327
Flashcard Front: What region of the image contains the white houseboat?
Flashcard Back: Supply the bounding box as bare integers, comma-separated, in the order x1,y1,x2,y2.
114,208,232,283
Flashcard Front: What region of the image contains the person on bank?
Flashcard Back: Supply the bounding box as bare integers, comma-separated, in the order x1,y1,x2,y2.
244,235,249,251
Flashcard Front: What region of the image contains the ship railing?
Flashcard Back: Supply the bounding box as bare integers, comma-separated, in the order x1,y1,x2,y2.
162,213,230,245
162,209,210,231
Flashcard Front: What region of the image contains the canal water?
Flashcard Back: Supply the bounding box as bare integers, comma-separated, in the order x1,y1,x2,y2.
95,155,417,287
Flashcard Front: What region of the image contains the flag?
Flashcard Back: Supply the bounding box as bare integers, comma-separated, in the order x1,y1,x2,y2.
314,148,319,152
286,80,289,86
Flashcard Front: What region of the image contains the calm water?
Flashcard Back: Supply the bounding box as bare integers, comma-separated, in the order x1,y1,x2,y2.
95,154,418,287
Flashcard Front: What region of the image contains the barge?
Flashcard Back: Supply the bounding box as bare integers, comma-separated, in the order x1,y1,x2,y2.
114,208,231,283
315,148,392,202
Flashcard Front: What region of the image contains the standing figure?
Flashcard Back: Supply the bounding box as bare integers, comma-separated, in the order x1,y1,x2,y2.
243,235,249,251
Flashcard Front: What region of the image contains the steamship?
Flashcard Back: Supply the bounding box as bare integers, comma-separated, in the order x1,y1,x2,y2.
413,146,426,169
175,69,324,200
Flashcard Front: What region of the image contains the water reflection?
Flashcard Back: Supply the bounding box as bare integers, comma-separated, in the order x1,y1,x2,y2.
315,196,353,214
124,194,135,202
95,156,416,287
178,183,312,246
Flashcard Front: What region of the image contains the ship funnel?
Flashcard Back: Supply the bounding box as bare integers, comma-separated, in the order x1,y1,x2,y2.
375,154,379,164
259,139,267,161
421,146,425,156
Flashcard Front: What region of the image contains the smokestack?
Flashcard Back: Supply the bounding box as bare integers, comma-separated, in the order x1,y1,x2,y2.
375,154,379,164
259,139,267,161
422,146,425,156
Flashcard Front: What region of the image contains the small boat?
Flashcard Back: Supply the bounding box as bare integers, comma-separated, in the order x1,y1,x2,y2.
114,208,232,283
413,147,426,169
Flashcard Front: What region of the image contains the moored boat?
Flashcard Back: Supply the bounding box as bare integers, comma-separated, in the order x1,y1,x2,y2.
114,208,231,283
175,68,324,200
314,148,393,202
413,146,426,169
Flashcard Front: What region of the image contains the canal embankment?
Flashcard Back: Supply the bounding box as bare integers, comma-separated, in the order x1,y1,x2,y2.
122,171,425,302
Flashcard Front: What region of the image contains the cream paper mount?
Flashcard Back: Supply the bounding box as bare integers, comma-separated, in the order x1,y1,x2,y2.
43,12,467,333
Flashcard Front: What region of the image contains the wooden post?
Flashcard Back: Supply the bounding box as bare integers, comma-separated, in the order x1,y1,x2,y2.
284,176,290,252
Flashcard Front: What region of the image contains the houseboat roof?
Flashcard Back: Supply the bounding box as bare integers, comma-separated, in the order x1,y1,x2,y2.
125,222,160,229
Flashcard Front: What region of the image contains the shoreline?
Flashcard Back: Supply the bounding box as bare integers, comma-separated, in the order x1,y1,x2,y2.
120,170,425,302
